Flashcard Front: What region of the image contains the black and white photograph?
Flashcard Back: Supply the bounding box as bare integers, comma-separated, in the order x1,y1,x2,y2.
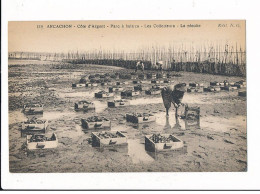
8,20,247,173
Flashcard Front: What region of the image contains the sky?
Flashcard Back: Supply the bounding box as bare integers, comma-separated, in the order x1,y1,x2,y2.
8,20,246,53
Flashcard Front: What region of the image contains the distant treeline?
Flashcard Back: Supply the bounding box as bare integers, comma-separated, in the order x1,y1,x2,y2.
64,59,245,77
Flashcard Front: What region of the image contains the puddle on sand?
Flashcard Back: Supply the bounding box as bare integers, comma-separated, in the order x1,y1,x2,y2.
58,89,100,99
92,101,107,113
130,97,162,106
60,124,85,139
42,111,77,121
128,139,154,164
129,93,229,106
200,115,246,132
154,111,186,131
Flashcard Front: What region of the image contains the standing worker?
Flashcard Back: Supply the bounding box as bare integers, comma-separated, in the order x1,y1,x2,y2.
157,61,163,72
135,61,140,73
141,62,145,72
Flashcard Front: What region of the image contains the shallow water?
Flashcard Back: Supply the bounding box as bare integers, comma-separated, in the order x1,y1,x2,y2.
127,139,154,164
130,97,162,106
155,111,186,130
58,89,100,99
42,111,77,121
127,93,230,106
92,100,107,113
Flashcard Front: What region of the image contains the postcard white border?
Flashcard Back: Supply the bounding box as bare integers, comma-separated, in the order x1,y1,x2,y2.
2,0,260,190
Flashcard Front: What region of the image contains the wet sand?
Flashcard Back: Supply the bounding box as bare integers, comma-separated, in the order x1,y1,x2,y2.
9,61,247,172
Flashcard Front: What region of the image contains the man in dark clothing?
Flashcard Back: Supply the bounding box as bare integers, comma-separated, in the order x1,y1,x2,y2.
135,61,140,72
161,83,186,127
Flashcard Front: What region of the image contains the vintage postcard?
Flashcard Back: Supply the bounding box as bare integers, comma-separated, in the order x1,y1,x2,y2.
8,20,246,173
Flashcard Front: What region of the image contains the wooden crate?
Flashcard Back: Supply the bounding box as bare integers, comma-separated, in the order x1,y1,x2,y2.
145,89,161,95
126,113,156,123
195,87,204,93
147,73,156,79
187,87,196,93
224,81,229,86
189,83,199,87
166,73,172,78
121,90,140,97
156,73,166,79
72,83,86,88
92,131,127,147
152,85,165,90
122,81,129,85
88,74,96,79
138,74,147,80
23,104,44,115
145,134,184,152
107,100,130,108
107,82,117,86
134,85,150,91
81,117,111,129
214,87,221,92
163,79,173,83
86,83,97,87
188,87,204,93
95,91,114,98
133,80,141,84
235,84,246,89
109,87,124,93
130,75,138,80
221,86,238,91
185,106,200,130
22,119,48,134
151,80,164,84
140,80,150,84
203,87,215,92
234,82,246,88
238,91,246,97
74,101,95,111
85,83,93,87
210,81,220,86
27,133,58,150
237,80,246,85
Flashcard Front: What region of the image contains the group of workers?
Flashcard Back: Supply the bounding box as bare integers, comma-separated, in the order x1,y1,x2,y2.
135,61,163,72
135,61,145,72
